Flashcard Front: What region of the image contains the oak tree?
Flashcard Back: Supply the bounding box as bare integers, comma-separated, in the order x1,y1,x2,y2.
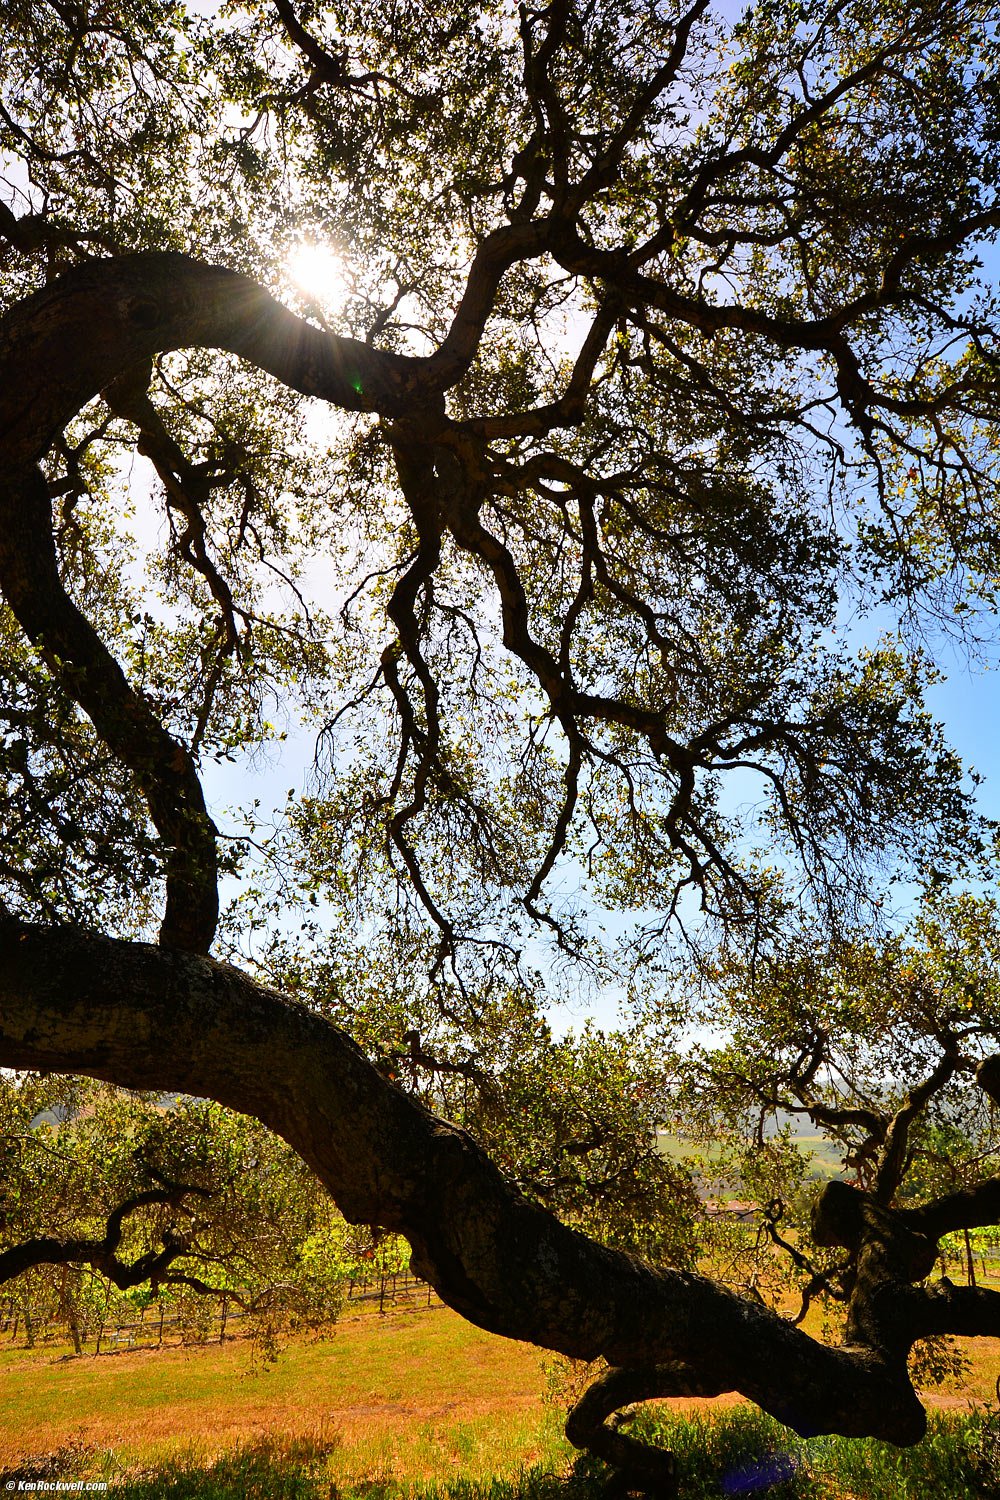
3,0,1000,1487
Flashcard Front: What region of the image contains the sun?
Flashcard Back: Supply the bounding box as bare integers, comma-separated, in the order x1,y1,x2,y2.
285,241,349,311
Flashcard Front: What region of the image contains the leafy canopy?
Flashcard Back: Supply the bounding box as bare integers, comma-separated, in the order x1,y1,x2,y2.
2,0,996,990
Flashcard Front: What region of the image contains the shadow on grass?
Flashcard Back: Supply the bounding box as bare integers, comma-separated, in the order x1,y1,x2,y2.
5,1405,999,1499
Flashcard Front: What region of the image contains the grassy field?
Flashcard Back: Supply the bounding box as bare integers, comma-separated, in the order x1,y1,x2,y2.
3,1304,1000,1496
0,1306,569,1483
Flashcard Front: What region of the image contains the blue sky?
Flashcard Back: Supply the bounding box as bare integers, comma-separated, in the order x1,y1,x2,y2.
928,661,999,822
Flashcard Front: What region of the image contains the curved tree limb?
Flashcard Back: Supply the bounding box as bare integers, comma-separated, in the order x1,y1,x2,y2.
874,1055,959,1204
0,913,931,1446
0,252,419,473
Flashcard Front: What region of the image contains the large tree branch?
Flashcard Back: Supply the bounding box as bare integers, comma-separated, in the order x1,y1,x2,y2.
0,914,932,1444
905,1177,1000,1242
0,253,422,949
811,1179,1000,1357
0,238,563,474
0,252,423,472
874,1055,958,1203
909,1281,1000,1342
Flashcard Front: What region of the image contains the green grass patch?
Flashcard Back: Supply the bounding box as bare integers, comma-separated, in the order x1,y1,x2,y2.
107,1446,573,1500
571,1403,996,1499
108,1438,331,1499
